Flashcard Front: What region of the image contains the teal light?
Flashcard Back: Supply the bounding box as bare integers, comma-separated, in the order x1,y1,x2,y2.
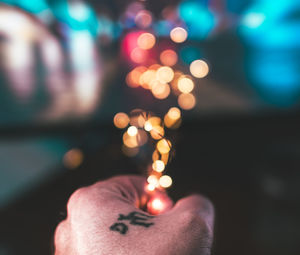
1,0,49,14
47,0,99,36
239,0,300,48
178,0,216,39
247,50,300,106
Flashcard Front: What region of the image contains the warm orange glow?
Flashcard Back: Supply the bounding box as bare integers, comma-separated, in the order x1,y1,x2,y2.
168,107,181,119
170,71,183,94
144,121,153,131
146,183,156,191
130,47,147,63
150,125,165,140
123,132,139,148
126,66,147,88
159,175,172,188
160,49,178,66
151,82,171,99
127,126,138,136
164,107,181,129
178,93,196,110
190,59,209,78
123,129,148,148
129,109,146,127
135,10,152,28
164,114,181,129
156,66,174,83
113,112,130,129
63,148,84,169
149,64,161,70
139,69,156,89
148,116,162,127
170,27,187,43
150,198,164,211
157,139,171,154
137,33,156,50
152,150,169,165
178,77,194,93
147,175,159,186
152,160,165,172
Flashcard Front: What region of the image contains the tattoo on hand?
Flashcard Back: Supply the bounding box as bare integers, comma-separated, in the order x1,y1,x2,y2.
110,211,155,235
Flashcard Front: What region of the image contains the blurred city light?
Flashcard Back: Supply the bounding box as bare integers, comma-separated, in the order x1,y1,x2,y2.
170,27,187,43
160,49,178,66
114,113,130,129
190,59,209,78
178,76,194,93
63,148,84,169
159,175,172,188
137,32,156,50
178,93,196,110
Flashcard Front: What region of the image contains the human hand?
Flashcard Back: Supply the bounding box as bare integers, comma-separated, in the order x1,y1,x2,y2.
54,175,214,255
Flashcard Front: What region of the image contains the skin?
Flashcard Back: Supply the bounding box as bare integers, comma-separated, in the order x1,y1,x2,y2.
54,175,214,255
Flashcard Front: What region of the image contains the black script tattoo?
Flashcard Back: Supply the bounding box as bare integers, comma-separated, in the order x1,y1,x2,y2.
109,211,155,235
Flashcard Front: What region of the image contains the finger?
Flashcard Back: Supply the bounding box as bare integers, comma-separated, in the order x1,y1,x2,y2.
91,175,173,213
170,194,214,229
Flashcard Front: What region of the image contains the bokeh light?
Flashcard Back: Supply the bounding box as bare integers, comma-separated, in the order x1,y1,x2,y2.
150,198,164,211
130,47,148,63
160,49,178,66
144,121,153,131
123,132,139,148
178,93,196,110
159,175,173,188
152,160,165,172
114,112,130,129
63,148,84,169
135,10,152,28
139,69,156,89
190,59,209,78
152,150,169,165
164,107,181,129
177,76,194,94
168,107,181,120
147,183,156,191
157,139,171,154
147,175,159,186
127,126,138,136
170,27,187,43
126,66,147,88
150,125,165,140
137,32,156,50
156,66,174,83
151,82,171,99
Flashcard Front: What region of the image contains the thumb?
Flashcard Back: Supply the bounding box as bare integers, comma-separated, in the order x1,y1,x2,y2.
171,194,214,230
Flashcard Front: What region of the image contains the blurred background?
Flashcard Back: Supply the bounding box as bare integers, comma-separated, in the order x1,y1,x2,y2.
0,0,300,254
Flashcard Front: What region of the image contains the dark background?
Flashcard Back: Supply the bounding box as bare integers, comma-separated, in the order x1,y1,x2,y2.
1,0,300,254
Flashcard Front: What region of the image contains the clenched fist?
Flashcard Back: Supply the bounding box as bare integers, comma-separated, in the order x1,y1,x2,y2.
54,175,214,255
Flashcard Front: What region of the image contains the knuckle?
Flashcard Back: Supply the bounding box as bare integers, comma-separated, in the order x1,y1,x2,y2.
67,187,89,213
